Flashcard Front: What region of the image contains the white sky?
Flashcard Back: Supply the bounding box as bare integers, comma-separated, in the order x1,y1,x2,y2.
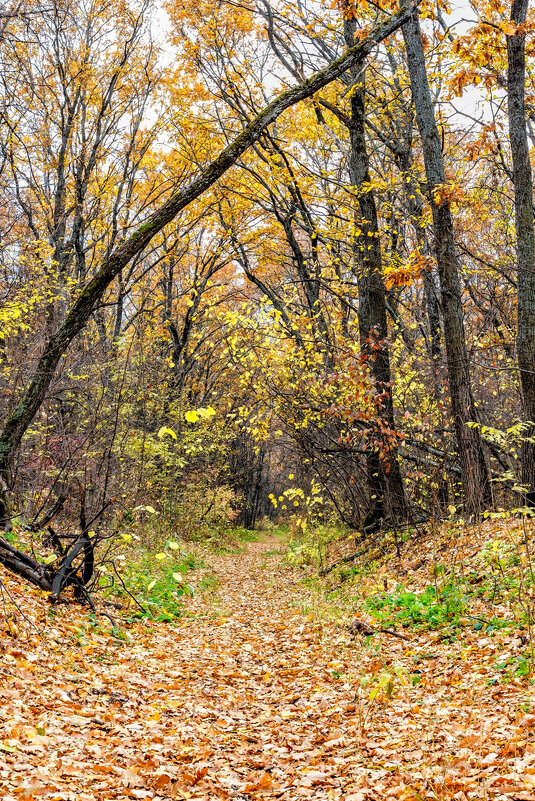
149,0,494,130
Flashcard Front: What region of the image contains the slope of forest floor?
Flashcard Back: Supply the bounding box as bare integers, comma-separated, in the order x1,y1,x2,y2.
1,523,535,800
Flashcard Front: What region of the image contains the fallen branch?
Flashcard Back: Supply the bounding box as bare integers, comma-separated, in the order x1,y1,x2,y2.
319,543,371,576
347,618,409,641
0,536,53,590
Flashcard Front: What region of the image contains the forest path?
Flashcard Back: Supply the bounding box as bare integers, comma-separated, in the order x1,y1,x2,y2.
0,534,533,800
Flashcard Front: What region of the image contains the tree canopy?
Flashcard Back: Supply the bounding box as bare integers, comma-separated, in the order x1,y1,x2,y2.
0,0,534,597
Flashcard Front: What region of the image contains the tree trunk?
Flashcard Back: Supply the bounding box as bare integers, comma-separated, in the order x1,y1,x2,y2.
344,19,408,522
402,8,492,516
0,4,413,527
506,0,535,506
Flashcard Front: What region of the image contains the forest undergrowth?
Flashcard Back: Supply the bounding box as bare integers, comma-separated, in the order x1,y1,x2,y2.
1,518,535,800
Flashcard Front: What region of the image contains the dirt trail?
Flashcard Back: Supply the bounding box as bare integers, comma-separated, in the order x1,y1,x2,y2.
0,536,533,800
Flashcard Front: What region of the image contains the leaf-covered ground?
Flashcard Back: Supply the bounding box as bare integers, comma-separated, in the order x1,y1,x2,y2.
1,532,535,800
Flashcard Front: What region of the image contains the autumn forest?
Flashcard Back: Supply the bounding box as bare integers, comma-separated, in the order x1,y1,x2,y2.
1,0,535,798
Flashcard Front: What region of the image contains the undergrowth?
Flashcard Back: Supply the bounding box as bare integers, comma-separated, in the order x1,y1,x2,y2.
288,517,535,645
111,544,199,622
100,534,215,622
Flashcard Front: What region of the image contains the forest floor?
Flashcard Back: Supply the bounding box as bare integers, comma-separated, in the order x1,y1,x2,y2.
1,529,535,800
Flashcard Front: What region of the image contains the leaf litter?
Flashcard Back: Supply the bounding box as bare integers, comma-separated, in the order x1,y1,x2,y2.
0,532,534,800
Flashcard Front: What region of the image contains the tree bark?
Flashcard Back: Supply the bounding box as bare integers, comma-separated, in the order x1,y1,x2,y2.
402,8,492,515
344,19,408,522
506,0,535,506
0,4,415,526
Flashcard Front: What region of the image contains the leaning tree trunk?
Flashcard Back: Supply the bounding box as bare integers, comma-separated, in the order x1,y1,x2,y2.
402,7,492,516
506,0,535,507
0,3,413,532
344,19,408,523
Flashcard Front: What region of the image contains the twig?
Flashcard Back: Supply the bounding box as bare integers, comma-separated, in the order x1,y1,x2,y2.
99,611,117,628
0,578,46,640
347,618,410,641
319,544,370,576
110,562,147,614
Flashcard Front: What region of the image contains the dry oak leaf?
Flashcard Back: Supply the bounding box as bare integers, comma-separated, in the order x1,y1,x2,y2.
183,766,209,785
298,769,330,786
244,772,273,792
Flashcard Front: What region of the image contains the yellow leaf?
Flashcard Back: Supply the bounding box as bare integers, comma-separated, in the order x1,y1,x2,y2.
198,406,216,418
158,426,177,439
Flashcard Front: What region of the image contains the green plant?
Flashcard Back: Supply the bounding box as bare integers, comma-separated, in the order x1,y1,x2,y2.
493,653,533,681
365,582,468,630
106,541,199,621
516,655,531,677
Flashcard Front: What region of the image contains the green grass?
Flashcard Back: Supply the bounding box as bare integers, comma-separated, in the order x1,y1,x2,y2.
233,528,261,542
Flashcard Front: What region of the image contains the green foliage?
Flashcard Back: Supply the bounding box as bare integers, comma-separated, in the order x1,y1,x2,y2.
464,536,535,631
198,573,219,593
260,521,290,538
111,541,199,621
233,527,260,542
493,653,533,681
365,582,469,630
